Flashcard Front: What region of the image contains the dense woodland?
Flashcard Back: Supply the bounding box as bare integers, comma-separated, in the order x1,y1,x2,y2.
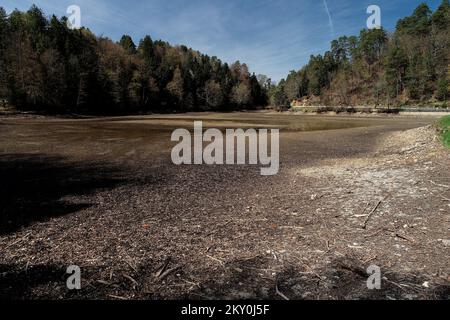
0,3,449,114
273,1,450,108
0,6,268,114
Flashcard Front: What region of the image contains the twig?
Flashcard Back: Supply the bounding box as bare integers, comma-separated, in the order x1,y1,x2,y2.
241,266,281,273
189,292,210,299
154,257,171,278
123,274,139,286
364,228,385,238
158,266,181,281
299,262,324,281
338,263,367,278
395,233,416,243
279,226,304,230
275,284,290,301
124,257,138,273
206,220,233,237
107,294,128,300
429,180,450,188
234,254,263,263
5,232,32,249
383,278,406,291
363,200,383,229
181,279,201,288
360,202,371,216
363,255,378,264
206,255,225,266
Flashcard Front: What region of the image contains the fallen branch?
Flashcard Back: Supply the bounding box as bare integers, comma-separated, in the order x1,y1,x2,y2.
429,180,450,189
362,255,378,264
123,274,139,286
298,261,324,281
206,254,225,266
360,202,370,216
158,266,181,281
154,257,171,278
275,284,290,301
107,294,128,300
338,261,367,278
362,200,383,229
181,279,201,288
124,256,138,273
206,220,233,237
364,228,385,238
5,232,32,249
395,233,416,243
383,278,406,291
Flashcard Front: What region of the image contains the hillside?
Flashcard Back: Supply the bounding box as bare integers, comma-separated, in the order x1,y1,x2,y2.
272,1,450,109
0,6,267,114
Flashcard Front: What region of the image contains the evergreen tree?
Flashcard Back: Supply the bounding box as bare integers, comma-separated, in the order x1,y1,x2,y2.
0,5,266,113
386,45,408,97
274,1,449,107
119,35,137,55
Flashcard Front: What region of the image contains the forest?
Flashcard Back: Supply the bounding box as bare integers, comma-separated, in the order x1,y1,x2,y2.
0,2,449,114
272,1,450,108
0,6,268,114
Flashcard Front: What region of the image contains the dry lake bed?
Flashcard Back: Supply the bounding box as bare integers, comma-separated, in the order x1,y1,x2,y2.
0,112,449,299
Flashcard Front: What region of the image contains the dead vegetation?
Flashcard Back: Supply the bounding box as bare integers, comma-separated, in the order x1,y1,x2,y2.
0,114,449,300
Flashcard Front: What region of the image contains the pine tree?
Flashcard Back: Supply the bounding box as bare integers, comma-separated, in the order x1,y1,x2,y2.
0,5,267,113
119,35,136,55
284,71,301,102
432,0,450,28
386,45,408,97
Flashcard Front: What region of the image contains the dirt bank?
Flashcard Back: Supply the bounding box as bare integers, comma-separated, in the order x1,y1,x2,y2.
0,114,448,300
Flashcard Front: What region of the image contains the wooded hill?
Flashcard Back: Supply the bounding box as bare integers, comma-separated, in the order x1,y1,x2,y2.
272,1,450,108
0,6,268,114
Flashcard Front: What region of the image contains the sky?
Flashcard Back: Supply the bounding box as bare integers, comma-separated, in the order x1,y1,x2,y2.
1,0,444,81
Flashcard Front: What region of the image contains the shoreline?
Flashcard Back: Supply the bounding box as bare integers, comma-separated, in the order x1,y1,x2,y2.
1,108,450,122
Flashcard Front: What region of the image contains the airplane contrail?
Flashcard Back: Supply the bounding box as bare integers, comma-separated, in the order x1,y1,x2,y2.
323,0,335,37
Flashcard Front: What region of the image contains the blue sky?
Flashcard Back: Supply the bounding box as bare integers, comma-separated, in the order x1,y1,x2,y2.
1,0,443,81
